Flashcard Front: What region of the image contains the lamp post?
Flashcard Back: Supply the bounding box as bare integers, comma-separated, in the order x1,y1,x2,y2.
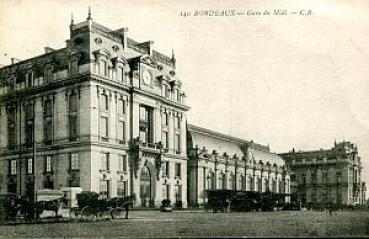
32,100,38,220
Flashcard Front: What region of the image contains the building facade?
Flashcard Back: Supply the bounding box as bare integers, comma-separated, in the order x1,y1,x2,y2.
187,125,291,206
280,141,366,206
0,11,363,209
0,13,189,207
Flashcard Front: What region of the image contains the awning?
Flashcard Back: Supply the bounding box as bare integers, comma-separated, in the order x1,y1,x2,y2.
37,189,65,202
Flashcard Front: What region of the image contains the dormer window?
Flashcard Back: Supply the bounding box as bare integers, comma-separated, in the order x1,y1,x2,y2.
69,58,79,76
101,59,108,77
44,65,53,83
9,76,16,90
67,50,81,76
26,71,33,87
113,56,129,84
93,49,112,78
175,89,181,102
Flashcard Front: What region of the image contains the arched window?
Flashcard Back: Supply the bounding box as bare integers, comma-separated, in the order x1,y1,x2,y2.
229,173,235,190
43,99,53,145
218,172,224,190
246,176,252,191
278,180,284,193
263,178,268,192
257,177,262,192
272,179,277,193
207,171,215,190
240,175,246,191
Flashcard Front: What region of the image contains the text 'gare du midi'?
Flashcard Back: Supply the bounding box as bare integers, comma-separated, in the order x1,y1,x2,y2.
0,11,365,209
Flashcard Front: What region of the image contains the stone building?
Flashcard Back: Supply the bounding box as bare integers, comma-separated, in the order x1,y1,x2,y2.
0,11,189,207
187,124,291,206
279,141,366,206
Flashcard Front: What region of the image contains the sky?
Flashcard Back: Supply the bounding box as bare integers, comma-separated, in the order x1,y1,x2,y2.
1,0,369,186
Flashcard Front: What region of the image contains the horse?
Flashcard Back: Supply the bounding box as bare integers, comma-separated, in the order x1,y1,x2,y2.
109,195,135,219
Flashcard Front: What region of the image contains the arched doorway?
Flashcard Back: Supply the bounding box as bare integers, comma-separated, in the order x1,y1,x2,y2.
140,165,152,207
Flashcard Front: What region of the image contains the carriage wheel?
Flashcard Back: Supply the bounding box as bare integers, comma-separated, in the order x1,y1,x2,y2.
81,206,93,219
110,208,121,219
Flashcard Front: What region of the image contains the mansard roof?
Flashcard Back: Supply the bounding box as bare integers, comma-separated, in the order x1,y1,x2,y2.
187,124,285,166
279,141,359,161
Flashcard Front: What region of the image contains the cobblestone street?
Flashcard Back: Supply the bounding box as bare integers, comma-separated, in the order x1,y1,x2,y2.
1,210,369,238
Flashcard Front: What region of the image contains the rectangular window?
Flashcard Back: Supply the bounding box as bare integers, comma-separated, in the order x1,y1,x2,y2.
101,60,108,77
175,116,181,129
162,85,167,97
101,153,109,170
163,162,170,177
69,116,78,141
177,90,181,102
175,134,181,152
43,100,53,145
25,104,33,148
139,128,147,143
10,160,17,175
139,106,147,121
162,132,168,148
70,153,79,170
117,121,126,143
139,105,153,144
27,158,33,174
26,72,33,87
123,155,128,172
101,116,108,139
43,175,54,189
118,67,125,83
162,113,168,126
7,107,16,149
117,99,125,115
99,180,109,199
44,67,53,83
118,155,128,172
175,163,181,178
45,156,52,173
117,180,127,197
100,94,108,111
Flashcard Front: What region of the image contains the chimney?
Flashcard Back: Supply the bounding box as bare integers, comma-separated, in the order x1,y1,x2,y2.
139,41,154,55
44,47,56,54
11,58,21,64
113,27,129,50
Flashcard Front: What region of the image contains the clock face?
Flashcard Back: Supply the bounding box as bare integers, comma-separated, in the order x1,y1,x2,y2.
142,69,152,85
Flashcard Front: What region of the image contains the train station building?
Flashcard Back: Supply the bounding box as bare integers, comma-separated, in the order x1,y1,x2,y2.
0,11,365,208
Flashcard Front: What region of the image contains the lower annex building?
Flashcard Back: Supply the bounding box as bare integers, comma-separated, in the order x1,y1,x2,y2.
280,141,366,206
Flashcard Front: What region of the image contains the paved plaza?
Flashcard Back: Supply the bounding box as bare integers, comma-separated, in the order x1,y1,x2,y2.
1,210,369,238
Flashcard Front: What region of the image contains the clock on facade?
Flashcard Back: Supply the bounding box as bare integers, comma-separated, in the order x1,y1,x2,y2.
142,69,152,85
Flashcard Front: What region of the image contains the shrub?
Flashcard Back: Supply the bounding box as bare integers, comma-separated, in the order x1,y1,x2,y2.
161,199,171,207
175,200,183,209
188,202,199,208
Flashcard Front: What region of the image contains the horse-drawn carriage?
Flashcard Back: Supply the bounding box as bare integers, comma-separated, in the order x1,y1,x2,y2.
70,191,134,220
0,190,65,223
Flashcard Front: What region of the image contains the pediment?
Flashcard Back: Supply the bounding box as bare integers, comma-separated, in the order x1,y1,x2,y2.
140,54,157,68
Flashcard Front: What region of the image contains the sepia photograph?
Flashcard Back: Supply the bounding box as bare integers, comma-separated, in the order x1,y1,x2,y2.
0,0,368,238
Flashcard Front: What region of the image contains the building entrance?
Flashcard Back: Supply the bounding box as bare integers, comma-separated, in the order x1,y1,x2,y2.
140,165,152,207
